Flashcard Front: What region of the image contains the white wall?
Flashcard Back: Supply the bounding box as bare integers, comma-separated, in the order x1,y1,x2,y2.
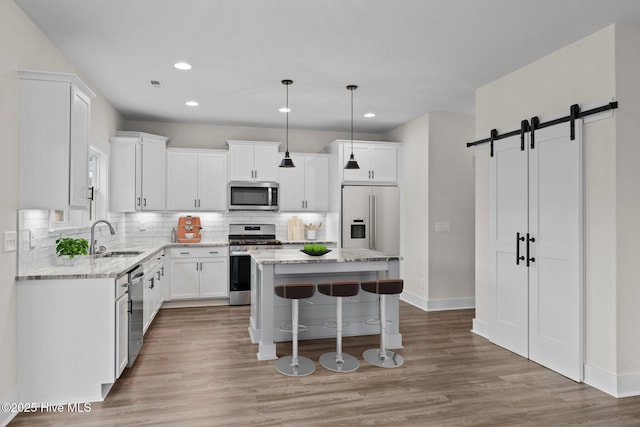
473,24,640,395
614,24,640,376
0,0,122,417
124,120,381,153
386,112,475,310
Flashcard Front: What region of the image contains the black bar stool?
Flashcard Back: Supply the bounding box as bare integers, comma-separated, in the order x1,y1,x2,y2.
317,280,360,373
360,278,404,368
274,282,316,376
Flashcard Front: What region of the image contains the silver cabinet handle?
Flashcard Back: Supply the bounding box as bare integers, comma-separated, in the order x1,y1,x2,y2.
143,198,147,207
180,252,190,255
137,197,141,206
209,251,218,254
195,199,198,207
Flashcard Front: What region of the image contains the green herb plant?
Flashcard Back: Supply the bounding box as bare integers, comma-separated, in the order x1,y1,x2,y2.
55,237,89,258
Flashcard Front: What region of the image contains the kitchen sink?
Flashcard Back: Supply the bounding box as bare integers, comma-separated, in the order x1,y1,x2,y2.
97,251,144,258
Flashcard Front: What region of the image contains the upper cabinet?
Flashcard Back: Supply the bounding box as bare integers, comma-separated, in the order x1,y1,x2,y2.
278,153,329,212
226,140,280,182
166,149,227,211
109,131,168,212
18,70,95,210
341,142,399,184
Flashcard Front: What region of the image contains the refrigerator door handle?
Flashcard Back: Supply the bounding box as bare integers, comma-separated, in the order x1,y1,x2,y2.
369,194,376,250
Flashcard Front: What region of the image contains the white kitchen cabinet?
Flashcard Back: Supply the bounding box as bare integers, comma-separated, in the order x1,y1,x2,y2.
169,247,228,300
18,278,118,403
143,252,164,334
109,131,168,212
18,70,95,210
341,142,398,184
115,275,129,379
166,149,227,211
226,140,280,182
278,153,329,211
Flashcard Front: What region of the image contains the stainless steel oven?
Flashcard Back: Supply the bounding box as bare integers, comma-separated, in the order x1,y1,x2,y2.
228,224,282,305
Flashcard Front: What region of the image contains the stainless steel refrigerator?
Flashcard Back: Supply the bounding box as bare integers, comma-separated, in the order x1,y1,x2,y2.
341,185,400,255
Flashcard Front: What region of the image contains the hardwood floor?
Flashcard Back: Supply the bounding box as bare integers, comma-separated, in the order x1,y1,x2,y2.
10,303,640,426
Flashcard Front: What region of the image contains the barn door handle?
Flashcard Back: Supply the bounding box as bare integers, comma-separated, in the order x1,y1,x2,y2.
516,233,525,265
526,234,536,266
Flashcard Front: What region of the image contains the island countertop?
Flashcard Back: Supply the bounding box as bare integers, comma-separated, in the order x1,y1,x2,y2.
249,248,401,265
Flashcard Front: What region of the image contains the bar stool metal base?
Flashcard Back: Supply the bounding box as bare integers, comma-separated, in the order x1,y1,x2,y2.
275,355,316,377
363,348,404,368
319,351,359,373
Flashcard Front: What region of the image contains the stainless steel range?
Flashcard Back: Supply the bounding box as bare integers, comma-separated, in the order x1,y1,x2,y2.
228,224,282,305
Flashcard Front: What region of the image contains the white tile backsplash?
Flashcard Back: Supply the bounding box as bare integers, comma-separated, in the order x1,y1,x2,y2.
18,209,327,273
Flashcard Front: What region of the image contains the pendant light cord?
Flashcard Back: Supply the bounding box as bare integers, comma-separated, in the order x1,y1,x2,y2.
286,82,289,153
350,87,354,153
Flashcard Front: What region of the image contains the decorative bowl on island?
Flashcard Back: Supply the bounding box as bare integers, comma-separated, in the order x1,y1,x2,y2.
301,244,331,256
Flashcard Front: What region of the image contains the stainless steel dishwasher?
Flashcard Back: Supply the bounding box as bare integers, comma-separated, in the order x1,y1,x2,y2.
127,265,144,367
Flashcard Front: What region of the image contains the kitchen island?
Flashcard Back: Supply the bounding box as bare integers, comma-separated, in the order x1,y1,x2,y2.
248,248,402,360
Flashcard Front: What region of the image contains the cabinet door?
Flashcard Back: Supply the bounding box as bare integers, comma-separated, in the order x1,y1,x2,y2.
228,144,255,181
109,140,137,212
199,257,229,298
115,293,128,378
370,145,397,183
167,151,199,210
342,144,371,182
141,139,166,210
278,154,305,211
253,145,279,181
304,156,329,211
198,153,227,211
69,86,91,208
170,259,200,299
18,79,70,209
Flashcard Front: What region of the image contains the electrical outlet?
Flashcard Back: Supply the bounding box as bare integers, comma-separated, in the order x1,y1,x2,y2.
29,229,36,249
139,222,146,231
435,222,451,232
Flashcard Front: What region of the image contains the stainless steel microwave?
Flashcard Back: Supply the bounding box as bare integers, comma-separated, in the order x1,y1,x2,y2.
228,181,279,211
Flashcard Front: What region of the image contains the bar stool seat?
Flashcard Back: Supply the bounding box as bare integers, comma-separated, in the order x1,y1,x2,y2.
274,282,316,376
317,280,360,373
360,279,404,368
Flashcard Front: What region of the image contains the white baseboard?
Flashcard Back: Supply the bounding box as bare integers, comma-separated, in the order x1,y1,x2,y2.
0,388,19,427
400,291,475,312
584,364,640,398
471,318,490,339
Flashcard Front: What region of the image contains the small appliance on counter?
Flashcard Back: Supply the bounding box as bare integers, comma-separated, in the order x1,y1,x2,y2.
177,216,202,243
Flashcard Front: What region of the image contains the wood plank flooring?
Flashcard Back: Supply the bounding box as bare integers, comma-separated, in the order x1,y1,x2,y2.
10,303,640,426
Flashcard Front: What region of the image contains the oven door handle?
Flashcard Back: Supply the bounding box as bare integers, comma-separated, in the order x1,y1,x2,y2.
230,251,250,256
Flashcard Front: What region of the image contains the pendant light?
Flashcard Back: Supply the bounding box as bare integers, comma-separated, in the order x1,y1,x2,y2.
344,84,360,169
279,79,295,168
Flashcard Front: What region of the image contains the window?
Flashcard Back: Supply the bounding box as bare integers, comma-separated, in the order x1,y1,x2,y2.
49,147,107,230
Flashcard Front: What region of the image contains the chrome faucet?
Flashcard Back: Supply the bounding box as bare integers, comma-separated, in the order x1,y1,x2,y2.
90,220,116,255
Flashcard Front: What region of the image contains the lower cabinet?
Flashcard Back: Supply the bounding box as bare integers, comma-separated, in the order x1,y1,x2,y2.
169,247,228,300
115,275,129,379
143,252,164,334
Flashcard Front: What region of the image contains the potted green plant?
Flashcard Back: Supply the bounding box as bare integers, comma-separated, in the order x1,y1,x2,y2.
55,237,89,265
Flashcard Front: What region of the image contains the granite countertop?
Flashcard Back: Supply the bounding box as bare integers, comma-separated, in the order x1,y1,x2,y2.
249,248,401,265
16,241,228,281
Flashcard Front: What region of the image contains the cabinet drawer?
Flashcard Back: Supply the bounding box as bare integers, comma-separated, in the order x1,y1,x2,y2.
169,246,228,258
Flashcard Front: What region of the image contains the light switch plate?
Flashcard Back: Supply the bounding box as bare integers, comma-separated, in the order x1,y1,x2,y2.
4,231,17,252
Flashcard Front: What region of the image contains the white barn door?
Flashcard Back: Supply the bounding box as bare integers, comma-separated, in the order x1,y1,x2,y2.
489,134,529,358
489,121,583,382
528,124,583,382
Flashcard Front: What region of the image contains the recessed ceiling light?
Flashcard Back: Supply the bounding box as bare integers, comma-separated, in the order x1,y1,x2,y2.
174,62,192,70
279,107,291,113
185,100,199,107
364,112,376,118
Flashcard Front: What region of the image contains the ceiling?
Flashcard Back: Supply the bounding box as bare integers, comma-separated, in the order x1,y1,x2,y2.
15,0,640,134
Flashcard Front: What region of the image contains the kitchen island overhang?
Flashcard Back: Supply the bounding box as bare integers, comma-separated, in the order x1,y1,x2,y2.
248,248,403,360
